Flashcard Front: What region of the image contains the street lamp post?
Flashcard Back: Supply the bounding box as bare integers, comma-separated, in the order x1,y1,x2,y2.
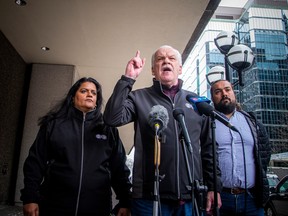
214,31,239,82
207,31,255,88
226,44,255,86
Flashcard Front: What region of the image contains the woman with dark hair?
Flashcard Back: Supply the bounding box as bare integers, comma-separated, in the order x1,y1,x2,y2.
21,77,131,216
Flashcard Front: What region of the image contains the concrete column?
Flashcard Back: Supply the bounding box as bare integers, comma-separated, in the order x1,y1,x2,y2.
15,64,76,204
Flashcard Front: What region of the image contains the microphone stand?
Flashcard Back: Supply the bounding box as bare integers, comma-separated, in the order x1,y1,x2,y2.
173,109,207,216
210,114,220,216
180,137,196,216
153,132,161,216
180,134,208,216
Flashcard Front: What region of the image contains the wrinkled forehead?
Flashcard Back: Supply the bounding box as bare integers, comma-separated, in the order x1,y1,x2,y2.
155,47,176,57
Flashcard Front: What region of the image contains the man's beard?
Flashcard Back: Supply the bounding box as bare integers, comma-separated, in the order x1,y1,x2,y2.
214,99,236,115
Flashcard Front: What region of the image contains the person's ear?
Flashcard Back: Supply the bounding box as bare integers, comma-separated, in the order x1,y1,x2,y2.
178,65,182,75
151,68,155,76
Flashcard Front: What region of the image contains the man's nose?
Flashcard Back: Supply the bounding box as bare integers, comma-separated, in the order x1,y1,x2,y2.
164,57,170,63
221,91,228,98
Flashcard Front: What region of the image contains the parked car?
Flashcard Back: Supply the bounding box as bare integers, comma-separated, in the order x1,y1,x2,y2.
265,175,288,216
267,173,280,189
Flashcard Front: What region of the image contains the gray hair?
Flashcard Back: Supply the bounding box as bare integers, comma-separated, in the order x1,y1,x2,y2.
151,45,182,67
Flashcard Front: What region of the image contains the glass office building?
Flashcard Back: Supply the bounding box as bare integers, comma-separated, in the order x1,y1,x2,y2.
181,0,288,153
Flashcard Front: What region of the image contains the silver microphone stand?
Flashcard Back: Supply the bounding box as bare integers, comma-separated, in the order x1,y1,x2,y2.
153,133,161,216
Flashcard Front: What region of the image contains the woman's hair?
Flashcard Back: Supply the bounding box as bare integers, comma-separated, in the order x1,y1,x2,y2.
38,77,103,126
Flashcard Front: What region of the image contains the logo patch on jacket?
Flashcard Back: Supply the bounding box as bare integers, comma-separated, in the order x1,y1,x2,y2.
185,102,193,109
95,134,107,140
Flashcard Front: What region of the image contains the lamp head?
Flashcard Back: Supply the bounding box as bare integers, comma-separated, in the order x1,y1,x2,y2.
206,66,226,85
226,44,255,72
214,31,239,55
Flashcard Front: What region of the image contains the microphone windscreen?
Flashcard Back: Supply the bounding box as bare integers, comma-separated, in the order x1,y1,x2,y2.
148,105,169,132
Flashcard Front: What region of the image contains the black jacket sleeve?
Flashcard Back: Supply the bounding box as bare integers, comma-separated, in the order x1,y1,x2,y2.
20,125,50,204
109,127,132,208
103,75,136,127
257,121,271,171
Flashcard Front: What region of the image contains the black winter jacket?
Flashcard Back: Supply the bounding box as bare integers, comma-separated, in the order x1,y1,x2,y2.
21,107,131,216
240,110,271,207
103,76,222,201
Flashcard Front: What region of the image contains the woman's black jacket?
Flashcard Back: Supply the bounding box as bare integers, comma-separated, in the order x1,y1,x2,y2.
21,107,131,216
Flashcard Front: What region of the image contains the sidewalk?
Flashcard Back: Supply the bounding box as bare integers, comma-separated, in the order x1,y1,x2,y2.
0,205,23,216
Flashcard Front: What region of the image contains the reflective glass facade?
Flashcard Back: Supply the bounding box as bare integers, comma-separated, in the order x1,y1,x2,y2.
236,7,288,153
181,3,288,153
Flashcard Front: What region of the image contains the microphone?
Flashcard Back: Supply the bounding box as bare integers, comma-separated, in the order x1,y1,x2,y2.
148,105,169,134
186,95,211,112
173,108,192,153
186,95,239,132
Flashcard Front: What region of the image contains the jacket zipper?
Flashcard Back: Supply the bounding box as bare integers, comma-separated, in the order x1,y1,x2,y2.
74,114,85,216
161,85,181,199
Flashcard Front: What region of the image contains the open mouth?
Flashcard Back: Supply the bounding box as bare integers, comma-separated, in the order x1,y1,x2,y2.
162,66,172,72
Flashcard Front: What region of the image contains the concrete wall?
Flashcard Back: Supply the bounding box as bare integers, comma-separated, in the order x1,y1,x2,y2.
0,30,131,206
14,64,76,204
0,31,27,204
0,30,128,205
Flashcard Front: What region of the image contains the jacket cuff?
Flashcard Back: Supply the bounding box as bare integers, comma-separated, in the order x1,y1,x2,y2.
118,198,131,209
121,75,136,85
20,189,41,205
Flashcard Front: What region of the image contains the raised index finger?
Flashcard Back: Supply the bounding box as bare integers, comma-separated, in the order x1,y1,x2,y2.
135,50,141,58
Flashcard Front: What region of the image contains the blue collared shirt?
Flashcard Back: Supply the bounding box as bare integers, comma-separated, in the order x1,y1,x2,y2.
215,111,256,189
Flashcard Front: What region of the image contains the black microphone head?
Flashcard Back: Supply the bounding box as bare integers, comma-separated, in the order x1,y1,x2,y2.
186,94,194,101
186,95,211,112
173,108,184,120
195,101,214,116
148,105,169,133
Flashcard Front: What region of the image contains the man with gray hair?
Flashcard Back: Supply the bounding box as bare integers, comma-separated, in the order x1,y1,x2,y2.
104,45,222,215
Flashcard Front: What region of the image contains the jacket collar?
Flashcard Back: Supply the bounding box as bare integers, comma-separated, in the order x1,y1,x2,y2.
152,78,183,92
71,106,102,121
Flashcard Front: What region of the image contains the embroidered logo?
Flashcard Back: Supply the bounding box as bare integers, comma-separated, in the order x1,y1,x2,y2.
185,102,193,109
95,134,107,140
